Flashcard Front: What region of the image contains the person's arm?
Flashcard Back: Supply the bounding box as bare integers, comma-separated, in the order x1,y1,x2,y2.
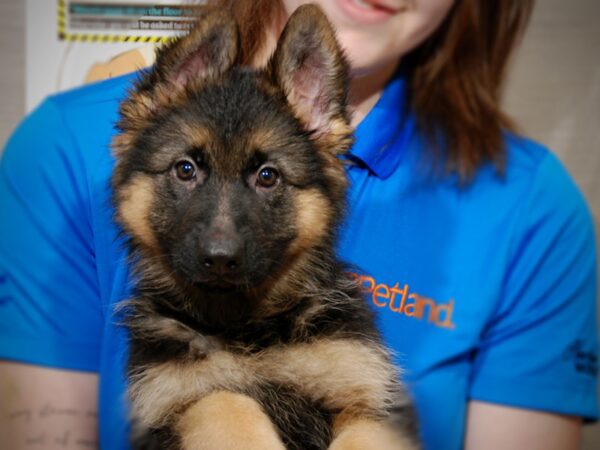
0,99,104,447
0,361,98,450
464,401,581,450
466,149,598,445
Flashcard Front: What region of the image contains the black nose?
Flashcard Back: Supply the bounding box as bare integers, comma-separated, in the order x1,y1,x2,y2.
200,239,243,275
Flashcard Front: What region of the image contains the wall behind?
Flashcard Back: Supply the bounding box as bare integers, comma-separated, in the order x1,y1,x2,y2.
0,1,25,148
0,0,598,447
503,0,600,218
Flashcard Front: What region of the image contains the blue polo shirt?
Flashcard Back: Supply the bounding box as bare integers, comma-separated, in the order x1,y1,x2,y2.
0,70,597,450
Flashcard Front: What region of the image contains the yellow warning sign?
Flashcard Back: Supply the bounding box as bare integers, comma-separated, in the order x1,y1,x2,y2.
57,0,202,43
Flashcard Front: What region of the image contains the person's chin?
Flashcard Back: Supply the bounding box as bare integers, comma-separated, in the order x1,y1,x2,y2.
337,34,396,74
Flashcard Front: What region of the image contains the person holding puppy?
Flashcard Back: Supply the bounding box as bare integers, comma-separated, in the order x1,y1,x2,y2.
0,1,597,449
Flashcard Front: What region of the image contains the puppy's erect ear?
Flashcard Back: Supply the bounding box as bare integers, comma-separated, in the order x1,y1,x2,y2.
272,5,350,147
153,9,239,87
115,10,239,154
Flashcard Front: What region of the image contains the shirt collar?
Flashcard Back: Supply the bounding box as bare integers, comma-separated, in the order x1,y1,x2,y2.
349,70,415,179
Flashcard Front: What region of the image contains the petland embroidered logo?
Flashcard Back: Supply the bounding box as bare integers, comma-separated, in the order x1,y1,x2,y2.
563,339,598,377
352,273,456,330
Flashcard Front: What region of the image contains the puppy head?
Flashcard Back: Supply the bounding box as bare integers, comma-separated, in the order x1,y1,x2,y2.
112,5,352,298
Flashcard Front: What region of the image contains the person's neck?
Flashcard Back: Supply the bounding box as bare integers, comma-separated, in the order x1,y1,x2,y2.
257,19,400,130
348,59,400,128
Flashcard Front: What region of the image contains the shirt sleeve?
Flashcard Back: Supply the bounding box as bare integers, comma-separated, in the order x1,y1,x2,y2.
0,98,103,372
468,152,598,420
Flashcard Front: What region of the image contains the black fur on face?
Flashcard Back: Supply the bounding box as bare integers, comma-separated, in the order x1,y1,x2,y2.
112,5,353,311
122,69,334,289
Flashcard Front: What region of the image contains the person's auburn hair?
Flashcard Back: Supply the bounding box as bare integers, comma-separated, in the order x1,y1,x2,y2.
204,0,535,180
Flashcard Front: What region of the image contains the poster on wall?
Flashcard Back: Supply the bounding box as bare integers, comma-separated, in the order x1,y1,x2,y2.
26,0,202,111
58,0,199,43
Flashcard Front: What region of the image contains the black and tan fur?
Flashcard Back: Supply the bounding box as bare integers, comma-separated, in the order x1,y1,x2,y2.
112,5,419,450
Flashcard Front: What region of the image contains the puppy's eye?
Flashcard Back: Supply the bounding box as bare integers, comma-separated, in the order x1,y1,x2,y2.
256,167,279,189
174,160,196,181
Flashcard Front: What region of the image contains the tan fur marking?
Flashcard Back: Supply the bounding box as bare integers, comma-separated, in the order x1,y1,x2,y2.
128,352,257,428
176,392,285,450
313,117,352,152
258,339,399,416
125,91,154,121
128,338,399,430
328,118,354,152
181,121,214,150
289,189,332,255
112,131,137,158
329,419,417,450
246,127,281,152
117,175,158,250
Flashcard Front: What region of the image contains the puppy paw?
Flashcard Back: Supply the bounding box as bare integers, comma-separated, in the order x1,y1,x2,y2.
177,391,285,450
328,419,418,450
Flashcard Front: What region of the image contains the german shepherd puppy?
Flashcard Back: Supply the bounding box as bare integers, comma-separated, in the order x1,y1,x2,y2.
112,5,418,450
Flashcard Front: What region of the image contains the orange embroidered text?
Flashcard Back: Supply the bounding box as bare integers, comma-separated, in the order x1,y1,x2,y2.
352,274,456,330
